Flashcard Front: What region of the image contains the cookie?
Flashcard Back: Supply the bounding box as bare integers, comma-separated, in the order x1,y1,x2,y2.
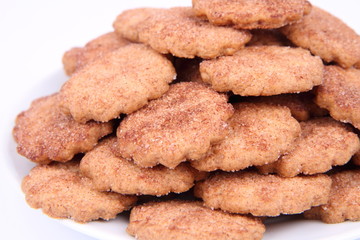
59,44,176,123
193,0,311,30
247,92,328,121
200,46,323,96
114,82,234,169
191,102,300,172
113,7,251,59
13,93,112,164
21,160,137,222
315,65,360,130
62,32,129,76
304,170,360,223
281,7,360,68
194,171,331,216
80,137,199,196
127,200,265,240
247,29,291,47
258,118,360,177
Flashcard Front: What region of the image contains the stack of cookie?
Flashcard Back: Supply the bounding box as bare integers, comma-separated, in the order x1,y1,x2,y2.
14,0,360,239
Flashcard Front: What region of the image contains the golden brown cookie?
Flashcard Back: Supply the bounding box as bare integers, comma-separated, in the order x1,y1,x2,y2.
315,66,360,130
193,0,311,29
304,170,360,223
80,137,200,196
114,82,234,169
200,46,323,96
62,32,129,76
13,93,112,164
191,102,300,172
127,200,265,240
194,171,331,216
247,92,328,121
281,7,360,68
258,118,360,177
246,29,291,47
59,44,176,123
113,7,251,59
21,160,137,223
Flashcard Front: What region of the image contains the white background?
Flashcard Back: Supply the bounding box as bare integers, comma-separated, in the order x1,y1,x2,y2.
0,0,359,239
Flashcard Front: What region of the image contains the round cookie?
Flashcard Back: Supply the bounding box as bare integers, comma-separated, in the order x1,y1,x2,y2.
315,65,360,130
281,6,360,68
62,32,129,76
194,171,332,217
114,82,234,169
127,200,265,240
80,137,200,196
192,0,312,29
13,93,113,164
191,102,300,172
258,118,360,177
113,7,251,59
59,44,176,123
304,170,360,223
21,160,137,223
199,46,323,96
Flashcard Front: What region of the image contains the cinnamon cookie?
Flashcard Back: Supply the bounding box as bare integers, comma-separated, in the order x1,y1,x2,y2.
127,200,265,240
113,7,251,59
13,93,113,164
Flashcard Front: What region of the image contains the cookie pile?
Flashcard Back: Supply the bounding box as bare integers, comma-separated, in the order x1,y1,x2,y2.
14,0,360,239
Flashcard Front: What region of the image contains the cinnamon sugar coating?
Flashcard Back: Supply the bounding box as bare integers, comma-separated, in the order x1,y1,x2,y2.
304,170,360,223
62,32,129,76
195,171,331,216
192,102,300,172
315,66,360,130
200,46,323,96
281,7,360,68
114,82,234,169
21,161,137,222
113,7,251,59
59,44,176,123
127,200,265,240
258,118,360,177
192,0,311,29
13,93,113,164
80,137,200,196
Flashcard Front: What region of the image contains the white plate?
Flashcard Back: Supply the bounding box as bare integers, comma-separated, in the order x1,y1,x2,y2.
2,0,360,240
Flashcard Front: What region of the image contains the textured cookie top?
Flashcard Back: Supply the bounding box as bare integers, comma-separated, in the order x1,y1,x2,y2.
315,66,360,130
200,46,323,96
80,137,199,196
62,32,129,76
127,200,265,240
59,44,176,123
192,0,312,29
113,7,251,59
13,93,113,164
304,170,360,223
258,118,360,177
114,82,234,169
191,102,300,172
21,161,137,222
281,7,360,68
195,171,332,216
